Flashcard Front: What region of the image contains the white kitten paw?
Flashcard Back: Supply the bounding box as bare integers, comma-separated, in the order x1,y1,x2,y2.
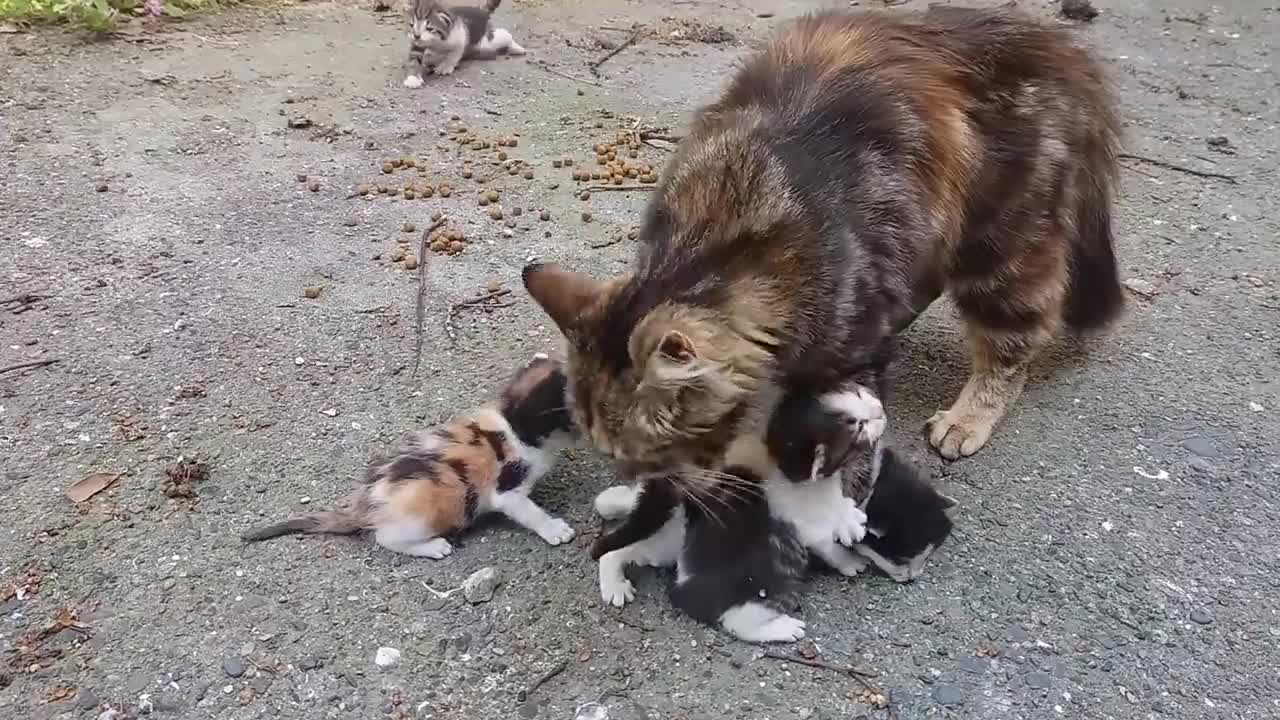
834,497,868,546
759,615,807,643
434,64,456,76
402,74,424,88
598,557,635,607
538,518,576,546
594,485,638,520
821,385,886,446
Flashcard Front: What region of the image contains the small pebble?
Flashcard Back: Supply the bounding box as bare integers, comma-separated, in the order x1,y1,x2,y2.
489,207,503,220
523,170,534,179
581,211,593,223
294,357,306,366
431,210,443,221
296,173,308,183
404,254,419,270
463,567,501,604
309,181,321,192
375,647,402,668
539,210,551,221
462,169,473,179
580,191,591,201
512,206,523,217
302,286,322,299
1190,608,1214,625
552,159,563,168
485,190,499,202
223,657,246,678
577,88,585,96
96,183,109,192
403,222,416,233
933,684,963,706
439,186,452,197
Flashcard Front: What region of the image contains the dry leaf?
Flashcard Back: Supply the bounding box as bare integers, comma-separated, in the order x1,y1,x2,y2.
65,472,123,503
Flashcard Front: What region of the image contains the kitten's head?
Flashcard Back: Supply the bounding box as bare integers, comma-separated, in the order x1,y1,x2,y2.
765,393,864,484
407,0,452,47
497,353,575,449
522,263,773,480
863,449,959,581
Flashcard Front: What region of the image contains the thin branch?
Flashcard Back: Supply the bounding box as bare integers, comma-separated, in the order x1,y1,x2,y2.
590,25,643,76
413,217,447,377
0,359,61,376
589,236,627,249
531,61,602,87
519,657,569,701
1118,152,1237,184
761,650,881,692
584,185,657,193
444,289,514,345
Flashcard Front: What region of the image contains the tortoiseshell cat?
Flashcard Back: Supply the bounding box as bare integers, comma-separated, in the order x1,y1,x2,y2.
403,0,525,87
521,7,1124,490
240,354,576,558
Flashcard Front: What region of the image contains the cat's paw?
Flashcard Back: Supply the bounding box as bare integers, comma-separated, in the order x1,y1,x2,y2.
759,615,808,643
402,74,424,88
433,64,457,76
598,556,635,607
538,518,576,546
833,497,868,547
821,385,886,446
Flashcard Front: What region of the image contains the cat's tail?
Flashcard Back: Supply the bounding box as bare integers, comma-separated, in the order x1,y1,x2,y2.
1063,84,1125,331
484,0,502,13
241,492,370,542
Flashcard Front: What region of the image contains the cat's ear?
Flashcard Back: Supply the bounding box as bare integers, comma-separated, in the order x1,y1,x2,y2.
939,494,960,519
649,330,702,380
522,262,606,333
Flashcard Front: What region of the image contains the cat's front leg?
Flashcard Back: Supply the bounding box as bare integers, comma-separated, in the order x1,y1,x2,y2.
491,491,575,546
832,495,868,547
811,539,870,577
432,43,466,76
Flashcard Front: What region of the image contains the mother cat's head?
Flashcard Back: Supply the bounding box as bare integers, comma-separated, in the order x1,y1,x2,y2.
521,262,784,479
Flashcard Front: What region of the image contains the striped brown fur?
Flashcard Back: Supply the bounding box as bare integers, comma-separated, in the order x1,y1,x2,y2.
523,6,1124,476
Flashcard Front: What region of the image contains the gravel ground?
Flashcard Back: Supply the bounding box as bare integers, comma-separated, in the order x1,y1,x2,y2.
2,1,1278,718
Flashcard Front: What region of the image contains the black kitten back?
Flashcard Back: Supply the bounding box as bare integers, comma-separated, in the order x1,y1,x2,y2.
861,448,956,563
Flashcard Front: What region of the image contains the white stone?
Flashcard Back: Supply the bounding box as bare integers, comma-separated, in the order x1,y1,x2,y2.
374,646,401,668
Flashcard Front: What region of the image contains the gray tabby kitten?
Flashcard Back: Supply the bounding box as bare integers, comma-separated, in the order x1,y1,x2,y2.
404,0,525,87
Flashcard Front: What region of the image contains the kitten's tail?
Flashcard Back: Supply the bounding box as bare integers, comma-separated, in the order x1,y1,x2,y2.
241,492,370,542
484,0,502,12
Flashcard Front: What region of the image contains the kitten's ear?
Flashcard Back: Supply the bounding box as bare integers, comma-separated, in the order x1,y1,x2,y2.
939,494,960,519
522,263,606,333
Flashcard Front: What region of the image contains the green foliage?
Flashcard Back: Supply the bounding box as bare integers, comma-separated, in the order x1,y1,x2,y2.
0,0,225,32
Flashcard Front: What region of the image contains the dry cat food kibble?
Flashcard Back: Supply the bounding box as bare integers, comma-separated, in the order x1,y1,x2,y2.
539,209,551,221
581,211,593,223
404,254,419,271
485,190,499,203
296,173,308,183
462,169,473,179
489,207,503,220
302,286,322,299
403,223,416,233
439,185,452,197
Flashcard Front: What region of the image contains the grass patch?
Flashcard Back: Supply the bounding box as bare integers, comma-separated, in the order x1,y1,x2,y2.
0,0,226,32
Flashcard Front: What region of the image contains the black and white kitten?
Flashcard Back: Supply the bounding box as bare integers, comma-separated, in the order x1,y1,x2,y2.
767,389,959,582
590,386,884,643
403,0,525,87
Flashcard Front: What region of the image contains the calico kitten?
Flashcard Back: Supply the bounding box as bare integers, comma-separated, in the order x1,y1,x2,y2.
522,6,1124,482
240,354,576,558
403,0,525,87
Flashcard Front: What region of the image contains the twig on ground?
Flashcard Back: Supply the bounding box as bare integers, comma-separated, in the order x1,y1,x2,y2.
532,61,603,87
444,289,514,344
589,236,627,249
0,359,61,376
519,658,569,701
761,650,881,692
413,217,447,376
607,613,653,633
354,305,392,314
590,25,643,76
1118,152,1237,183
419,580,462,599
585,185,657,193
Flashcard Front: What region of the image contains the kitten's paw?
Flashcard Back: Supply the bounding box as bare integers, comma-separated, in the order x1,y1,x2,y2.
598,558,635,607
433,64,456,76
594,485,638,520
412,537,453,559
538,518,576,546
402,74,424,88
833,497,868,546
759,615,807,643
821,385,886,446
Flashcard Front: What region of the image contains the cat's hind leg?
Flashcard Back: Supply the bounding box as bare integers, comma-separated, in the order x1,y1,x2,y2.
719,603,807,644
479,27,525,56
374,521,453,559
